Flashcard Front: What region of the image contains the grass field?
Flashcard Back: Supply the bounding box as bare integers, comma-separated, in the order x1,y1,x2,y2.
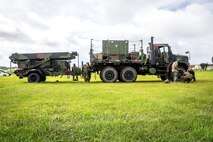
0,71,212,142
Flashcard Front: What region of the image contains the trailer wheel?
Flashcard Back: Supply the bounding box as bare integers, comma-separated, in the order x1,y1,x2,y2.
120,67,137,82
28,73,41,83
101,67,118,83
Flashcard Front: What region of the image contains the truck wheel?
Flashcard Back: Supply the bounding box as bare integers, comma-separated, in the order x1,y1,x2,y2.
120,67,137,82
101,67,118,83
28,73,41,83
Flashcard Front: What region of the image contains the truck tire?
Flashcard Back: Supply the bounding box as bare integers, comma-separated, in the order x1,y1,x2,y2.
28,73,41,83
101,66,118,83
120,67,137,82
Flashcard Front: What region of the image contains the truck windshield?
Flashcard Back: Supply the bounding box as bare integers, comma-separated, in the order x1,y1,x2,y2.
159,46,169,53
158,45,170,63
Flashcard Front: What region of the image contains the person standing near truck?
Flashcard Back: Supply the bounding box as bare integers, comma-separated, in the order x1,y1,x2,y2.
72,63,78,81
83,64,89,82
86,62,91,82
187,68,196,82
172,59,180,83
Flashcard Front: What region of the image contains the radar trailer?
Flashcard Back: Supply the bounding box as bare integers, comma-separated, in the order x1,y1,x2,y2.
9,52,81,83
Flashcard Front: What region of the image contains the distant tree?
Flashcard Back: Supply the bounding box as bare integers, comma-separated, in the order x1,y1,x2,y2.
200,63,208,70
212,57,213,63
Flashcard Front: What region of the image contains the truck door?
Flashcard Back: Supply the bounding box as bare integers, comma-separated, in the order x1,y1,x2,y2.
158,46,170,64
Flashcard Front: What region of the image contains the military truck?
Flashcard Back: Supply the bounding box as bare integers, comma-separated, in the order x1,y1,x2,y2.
9,52,81,82
90,37,189,82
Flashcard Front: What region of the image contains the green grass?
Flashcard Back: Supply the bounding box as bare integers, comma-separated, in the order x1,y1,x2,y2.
0,71,212,141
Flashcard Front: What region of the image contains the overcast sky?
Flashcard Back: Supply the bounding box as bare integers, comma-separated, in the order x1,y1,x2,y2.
0,0,213,67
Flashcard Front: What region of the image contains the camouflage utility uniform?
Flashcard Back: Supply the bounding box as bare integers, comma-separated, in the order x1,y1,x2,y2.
87,62,91,82
172,59,180,83
187,68,196,82
83,64,89,82
72,64,78,81
181,71,193,83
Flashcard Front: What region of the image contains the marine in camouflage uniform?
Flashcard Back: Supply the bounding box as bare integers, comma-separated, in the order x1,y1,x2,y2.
72,63,78,81
187,68,196,82
181,71,193,83
83,64,89,82
86,62,91,82
172,59,180,83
